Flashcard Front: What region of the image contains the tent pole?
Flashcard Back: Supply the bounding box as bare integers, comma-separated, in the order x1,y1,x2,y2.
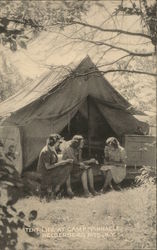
67,113,71,135
87,96,91,158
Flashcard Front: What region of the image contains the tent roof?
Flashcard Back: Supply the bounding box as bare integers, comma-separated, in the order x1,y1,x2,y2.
0,57,82,119
0,55,144,124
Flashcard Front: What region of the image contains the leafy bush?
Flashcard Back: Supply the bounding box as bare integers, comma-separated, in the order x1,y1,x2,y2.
0,165,38,249
135,165,156,186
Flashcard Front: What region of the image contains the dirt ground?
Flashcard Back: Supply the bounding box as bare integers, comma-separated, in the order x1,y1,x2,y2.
15,184,156,250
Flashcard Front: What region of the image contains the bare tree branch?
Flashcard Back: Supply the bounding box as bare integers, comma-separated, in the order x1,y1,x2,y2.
72,69,156,78
49,31,154,58
74,37,154,57
97,55,130,68
124,55,135,69
97,69,157,77
95,48,114,66
72,21,151,40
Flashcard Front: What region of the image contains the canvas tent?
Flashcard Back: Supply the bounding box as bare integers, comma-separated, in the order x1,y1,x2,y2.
0,56,149,173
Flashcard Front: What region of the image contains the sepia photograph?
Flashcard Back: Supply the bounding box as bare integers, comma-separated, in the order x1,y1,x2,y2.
0,0,156,249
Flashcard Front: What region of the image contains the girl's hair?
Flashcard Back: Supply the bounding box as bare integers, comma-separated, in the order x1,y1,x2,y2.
106,137,120,148
70,135,83,148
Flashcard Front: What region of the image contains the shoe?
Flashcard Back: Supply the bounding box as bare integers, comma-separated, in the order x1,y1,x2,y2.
90,190,100,196
100,188,107,194
109,184,114,190
84,191,93,198
46,194,51,202
67,190,74,199
114,184,122,191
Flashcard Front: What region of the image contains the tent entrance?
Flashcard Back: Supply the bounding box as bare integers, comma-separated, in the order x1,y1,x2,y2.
61,96,116,163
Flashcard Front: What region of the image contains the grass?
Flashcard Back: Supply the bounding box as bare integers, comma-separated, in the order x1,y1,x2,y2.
15,183,156,250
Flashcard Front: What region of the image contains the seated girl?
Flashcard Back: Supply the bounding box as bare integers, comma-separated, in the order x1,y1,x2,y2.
100,137,127,193
62,135,98,198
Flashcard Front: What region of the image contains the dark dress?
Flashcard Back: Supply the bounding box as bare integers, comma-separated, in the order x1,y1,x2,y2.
37,145,73,191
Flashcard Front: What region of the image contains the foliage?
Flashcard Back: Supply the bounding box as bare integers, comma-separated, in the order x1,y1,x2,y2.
0,0,156,78
113,56,156,112
0,164,38,249
0,52,32,102
0,204,39,249
0,0,89,51
115,0,157,46
135,165,156,186
0,1,156,104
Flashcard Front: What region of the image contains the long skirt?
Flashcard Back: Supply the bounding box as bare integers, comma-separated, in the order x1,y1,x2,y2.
100,165,126,184
41,163,73,191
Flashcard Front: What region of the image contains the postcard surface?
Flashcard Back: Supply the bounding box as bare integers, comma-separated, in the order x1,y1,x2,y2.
0,1,156,250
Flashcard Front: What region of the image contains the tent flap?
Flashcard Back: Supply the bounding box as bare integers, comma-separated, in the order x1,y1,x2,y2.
96,102,149,136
